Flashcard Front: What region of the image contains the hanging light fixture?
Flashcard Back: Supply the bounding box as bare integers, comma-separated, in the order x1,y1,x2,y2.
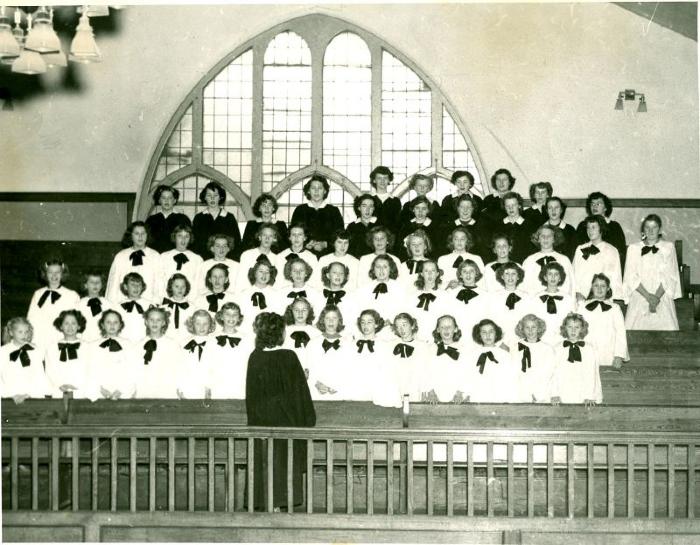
25,6,60,54
1,9,22,65
12,14,47,74
637,94,647,113
614,89,647,113
77,5,110,17
0,6,20,59
69,10,101,63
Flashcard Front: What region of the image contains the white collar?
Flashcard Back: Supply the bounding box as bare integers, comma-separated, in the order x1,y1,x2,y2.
503,216,524,225
360,217,377,224
308,200,327,210
530,204,544,211
547,220,569,229
454,218,475,226
204,208,227,218
411,217,432,226
371,191,390,202
160,210,173,218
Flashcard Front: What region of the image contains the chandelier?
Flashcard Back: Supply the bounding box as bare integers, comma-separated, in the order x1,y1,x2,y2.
0,5,121,75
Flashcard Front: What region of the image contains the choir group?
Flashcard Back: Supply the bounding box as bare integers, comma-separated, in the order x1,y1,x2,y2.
1,167,683,407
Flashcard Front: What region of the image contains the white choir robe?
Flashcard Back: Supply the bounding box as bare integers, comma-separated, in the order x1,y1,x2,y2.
482,262,509,293
552,341,602,403
118,298,152,342
318,253,360,290
237,285,281,334
44,340,94,399
399,289,452,343
306,336,358,401
532,290,576,346
194,258,240,298
237,248,279,286
357,253,403,285
351,280,404,325
26,286,81,348
106,246,161,303
179,335,215,398
77,296,115,342
623,240,682,330
483,290,538,346
158,250,203,301
202,334,253,399
522,250,575,298
578,300,629,366
349,337,402,407
572,241,623,300
275,248,321,288
398,258,430,290
430,341,473,402
134,336,185,399
0,342,51,399
193,291,239,315
444,286,489,341
281,324,321,381
513,340,556,403
385,338,432,402
272,286,327,319
85,337,139,399
315,288,356,324
437,252,486,287
468,346,524,403
160,297,196,344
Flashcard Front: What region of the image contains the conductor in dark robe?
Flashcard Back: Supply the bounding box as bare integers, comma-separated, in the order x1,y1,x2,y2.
246,312,316,511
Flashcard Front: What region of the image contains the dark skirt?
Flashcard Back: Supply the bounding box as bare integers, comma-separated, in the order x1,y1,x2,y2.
249,437,308,510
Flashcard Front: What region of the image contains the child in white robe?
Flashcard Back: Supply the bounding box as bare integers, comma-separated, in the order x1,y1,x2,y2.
623,214,682,330
158,224,203,301
513,314,556,403
44,310,93,399
161,273,195,343
135,307,184,399
398,230,432,289
1,317,51,402
206,303,253,399
194,234,239,297
532,262,575,346
386,313,432,402
318,231,360,290
404,260,451,342
117,272,152,342
237,223,281,288
352,255,403,334
437,227,485,288
275,223,320,288
26,259,80,348
180,309,216,399
430,315,472,403
357,226,402,283
318,261,355,323
77,270,115,342
445,259,488,341
522,225,575,297
483,235,517,293
573,215,623,302
106,221,161,303
281,298,321,379
238,256,280,332
273,257,326,317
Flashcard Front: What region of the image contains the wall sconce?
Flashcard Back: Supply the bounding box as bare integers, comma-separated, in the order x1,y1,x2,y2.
615,89,647,112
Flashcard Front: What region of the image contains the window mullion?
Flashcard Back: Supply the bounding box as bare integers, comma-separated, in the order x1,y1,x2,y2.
250,43,265,205
371,45,382,172
311,43,324,169
192,95,203,169
431,94,442,172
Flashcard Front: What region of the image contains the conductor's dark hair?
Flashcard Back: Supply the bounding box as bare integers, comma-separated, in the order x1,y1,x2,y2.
538,261,566,287
247,257,277,286
205,263,230,292
529,182,553,201
451,170,474,187
253,312,286,349
585,192,613,218
53,309,87,333
368,255,399,280
490,168,516,191
303,174,330,200
170,224,194,245
357,309,385,333
472,318,503,345
120,272,146,296
198,181,226,205
152,184,180,206
545,196,568,218
252,193,279,217
369,166,394,187
587,273,613,301
166,273,192,297
432,315,462,344
121,221,150,248
353,193,377,217
283,297,315,325
366,225,396,250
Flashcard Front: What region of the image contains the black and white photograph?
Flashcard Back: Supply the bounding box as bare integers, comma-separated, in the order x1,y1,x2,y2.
1,1,699,542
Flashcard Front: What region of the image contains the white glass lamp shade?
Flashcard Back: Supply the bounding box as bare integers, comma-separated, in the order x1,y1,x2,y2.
77,5,111,17
0,20,19,58
12,48,47,74
25,14,61,53
69,13,101,63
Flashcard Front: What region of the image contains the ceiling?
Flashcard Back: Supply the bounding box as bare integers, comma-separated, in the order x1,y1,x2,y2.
615,2,697,41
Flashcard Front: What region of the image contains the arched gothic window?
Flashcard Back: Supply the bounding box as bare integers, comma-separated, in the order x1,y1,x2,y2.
139,14,487,225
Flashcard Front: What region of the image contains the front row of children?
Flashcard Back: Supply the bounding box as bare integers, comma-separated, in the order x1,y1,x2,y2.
3,297,606,406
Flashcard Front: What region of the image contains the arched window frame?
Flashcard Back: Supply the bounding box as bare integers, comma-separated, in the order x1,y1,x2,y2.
137,13,488,221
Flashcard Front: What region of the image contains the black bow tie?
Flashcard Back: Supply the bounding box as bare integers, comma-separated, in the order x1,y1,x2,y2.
217,335,241,348
452,255,464,269
505,292,521,310
393,343,414,358
9,344,33,367
162,298,189,328
322,338,340,352
641,245,659,256
490,262,502,271
518,342,532,372
563,340,585,363
373,283,388,298
323,289,346,306
456,287,478,304
100,338,122,352
206,292,225,312
585,300,611,312
536,255,556,267
476,350,498,374
286,253,300,261
417,292,436,311
356,339,375,353
290,331,310,348
143,339,157,365
130,249,145,266
86,297,103,316
173,253,189,270
287,290,307,299
184,339,206,360
406,259,424,275
121,301,144,314
38,289,61,308
436,342,459,360
251,292,267,309
58,342,80,362
540,294,563,314
581,245,600,260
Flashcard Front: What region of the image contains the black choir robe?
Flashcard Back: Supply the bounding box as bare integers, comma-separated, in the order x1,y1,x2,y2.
290,203,344,257
192,210,242,259
241,220,289,254
145,212,192,253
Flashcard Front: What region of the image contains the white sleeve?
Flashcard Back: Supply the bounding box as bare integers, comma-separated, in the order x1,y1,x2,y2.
622,245,641,301
106,253,123,303
612,307,629,361
663,243,683,299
